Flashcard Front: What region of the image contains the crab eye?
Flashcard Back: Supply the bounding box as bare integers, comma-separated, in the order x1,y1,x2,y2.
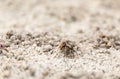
0,44,3,48
0,44,4,49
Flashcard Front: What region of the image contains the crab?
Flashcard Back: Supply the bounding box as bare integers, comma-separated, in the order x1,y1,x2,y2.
56,39,77,58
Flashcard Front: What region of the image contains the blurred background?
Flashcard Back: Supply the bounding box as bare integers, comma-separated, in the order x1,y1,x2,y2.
0,0,120,34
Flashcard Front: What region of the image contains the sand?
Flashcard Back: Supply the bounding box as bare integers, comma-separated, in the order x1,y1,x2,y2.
0,0,120,79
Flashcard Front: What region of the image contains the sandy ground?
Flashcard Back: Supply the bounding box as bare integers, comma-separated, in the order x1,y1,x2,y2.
0,0,120,79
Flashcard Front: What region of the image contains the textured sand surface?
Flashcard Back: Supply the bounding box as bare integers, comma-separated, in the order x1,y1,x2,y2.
0,0,120,79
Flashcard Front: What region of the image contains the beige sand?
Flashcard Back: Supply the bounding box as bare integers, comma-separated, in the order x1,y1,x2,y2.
0,0,120,79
